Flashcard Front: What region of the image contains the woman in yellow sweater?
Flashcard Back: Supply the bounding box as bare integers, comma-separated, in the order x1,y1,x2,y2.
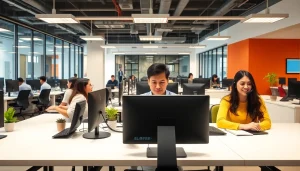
217,70,271,131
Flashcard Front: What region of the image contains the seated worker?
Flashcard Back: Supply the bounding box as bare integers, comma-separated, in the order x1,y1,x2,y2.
46,78,93,121
46,77,77,111
188,73,193,84
106,75,118,88
18,77,33,97
39,76,51,92
142,63,176,95
216,70,271,131
210,74,220,88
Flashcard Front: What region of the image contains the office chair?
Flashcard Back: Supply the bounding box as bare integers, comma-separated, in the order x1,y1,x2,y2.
106,87,112,106
210,104,220,123
278,87,286,97
33,89,51,114
118,82,123,106
9,90,31,119
140,77,148,81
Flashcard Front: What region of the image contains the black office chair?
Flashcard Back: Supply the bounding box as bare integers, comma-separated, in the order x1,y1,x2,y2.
9,90,31,119
105,87,112,106
32,89,51,114
118,82,123,106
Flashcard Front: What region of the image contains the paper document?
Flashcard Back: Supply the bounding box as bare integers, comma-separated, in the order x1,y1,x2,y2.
225,129,253,136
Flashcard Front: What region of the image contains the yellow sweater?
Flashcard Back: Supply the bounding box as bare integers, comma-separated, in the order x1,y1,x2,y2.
216,96,271,130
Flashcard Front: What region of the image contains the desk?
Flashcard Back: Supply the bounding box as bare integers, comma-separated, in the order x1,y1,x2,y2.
0,114,243,166
261,95,300,123
178,88,229,98
3,91,64,113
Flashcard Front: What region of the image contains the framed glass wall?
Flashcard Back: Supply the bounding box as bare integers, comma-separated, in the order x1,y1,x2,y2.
78,47,83,78
63,42,70,79
199,45,228,80
0,19,15,80
33,31,44,79
18,26,32,79
124,55,139,78
55,39,62,79
75,46,79,76
45,36,54,79
70,44,75,77
139,55,165,79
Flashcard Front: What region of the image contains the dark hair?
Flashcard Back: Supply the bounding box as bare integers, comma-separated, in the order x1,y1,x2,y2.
68,77,77,89
188,73,193,79
68,78,90,104
147,63,170,79
211,74,220,84
227,70,263,121
111,75,115,78
18,77,24,83
39,76,46,82
74,73,77,77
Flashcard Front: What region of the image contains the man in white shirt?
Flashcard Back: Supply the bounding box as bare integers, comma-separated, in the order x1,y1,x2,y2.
39,76,51,91
18,77,33,97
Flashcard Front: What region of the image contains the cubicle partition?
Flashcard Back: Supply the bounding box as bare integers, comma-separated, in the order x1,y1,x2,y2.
0,91,3,127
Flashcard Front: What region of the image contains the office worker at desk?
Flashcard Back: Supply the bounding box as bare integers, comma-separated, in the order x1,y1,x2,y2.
47,78,92,121
142,63,176,95
210,74,220,88
39,76,51,91
18,77,33,97
217,70,271,131
106,75,118,88
188,73,193,84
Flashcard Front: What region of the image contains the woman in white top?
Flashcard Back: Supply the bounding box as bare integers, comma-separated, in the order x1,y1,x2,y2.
48,78,93,121
59,77,77,107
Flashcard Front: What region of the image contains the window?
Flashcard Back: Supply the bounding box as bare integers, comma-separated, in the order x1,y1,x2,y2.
63,42,70,79
33,31,44,79
45,36,54,78
18,26,32,79
0,19,15,80
223,46,228,79
55,39,62,79
75,46,79,76
217,47,223,81
70,44,75,77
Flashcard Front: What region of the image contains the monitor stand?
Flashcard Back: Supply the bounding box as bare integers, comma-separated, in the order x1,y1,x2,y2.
147,126,185,171
83,126,111,139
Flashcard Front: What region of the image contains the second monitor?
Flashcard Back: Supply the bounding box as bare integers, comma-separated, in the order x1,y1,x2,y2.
182,83,205,95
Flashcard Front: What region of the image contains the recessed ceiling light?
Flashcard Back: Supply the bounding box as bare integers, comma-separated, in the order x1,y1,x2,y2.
36,14,79,23
139,35,162,41
206,36,231,40
132,14,169,23
80,36,105,41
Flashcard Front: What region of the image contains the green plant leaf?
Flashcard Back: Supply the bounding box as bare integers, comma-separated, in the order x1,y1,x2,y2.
105,107,118,121
4,107,17,123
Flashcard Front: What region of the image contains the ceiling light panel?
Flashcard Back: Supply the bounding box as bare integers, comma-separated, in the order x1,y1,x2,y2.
139,36,162,41
242,14,288,23
35,14,79,23
206,36,231,40
132,14,169,23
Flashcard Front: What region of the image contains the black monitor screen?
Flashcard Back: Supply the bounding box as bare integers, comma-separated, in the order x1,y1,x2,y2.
180,78,188,88
279,77,286,85
83,88,111,139
288,80,300,99
136,82,150,95
59,79,68,90
47,79,56,87
5,80,19,92
0,78,4,90
222,79,234,88
27,80,41,90
123,95,209,144
0,91,3,127
288,78,297,83
166,83,178,94
182,83,205,95
193,78,210,89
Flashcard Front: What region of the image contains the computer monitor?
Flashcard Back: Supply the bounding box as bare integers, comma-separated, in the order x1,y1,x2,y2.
106,84,115,89
26,79,41,91
140,77,148,82
193,78,210,89
182,83,205,95
123,95,209,158
136,82,150,95
222,79,234,88
287,80,300,105
47,79,56,87
279,77,286,86
288,78,297,83
5,80,19,95
180,78,188,88
0,78,4,90
59,79,68,90
167,82,179,94
83,88,111,139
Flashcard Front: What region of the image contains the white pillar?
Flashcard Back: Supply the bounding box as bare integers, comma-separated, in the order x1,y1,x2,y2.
86,41,105,90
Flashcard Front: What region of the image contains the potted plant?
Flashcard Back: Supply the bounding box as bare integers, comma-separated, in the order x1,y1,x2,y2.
105,107,119,130
264,72,278,101
4,107,18,132
56,118,66,132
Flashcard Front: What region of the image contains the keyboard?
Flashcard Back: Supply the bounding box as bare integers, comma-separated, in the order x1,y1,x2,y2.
244,130,268,135
280,96,293,101
52,128,75,138
209,126,227,136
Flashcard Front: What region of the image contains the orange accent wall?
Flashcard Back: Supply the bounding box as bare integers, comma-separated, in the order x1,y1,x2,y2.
228,39,300,95
228,39,250,78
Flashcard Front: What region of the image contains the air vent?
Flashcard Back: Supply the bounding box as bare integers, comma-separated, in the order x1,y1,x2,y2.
119,0,133,10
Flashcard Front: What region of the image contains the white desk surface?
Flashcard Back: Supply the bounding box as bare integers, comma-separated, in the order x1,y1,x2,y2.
0,114,243,166
111,89,119,93
4,91,64,101
261,95,300,109
217,123,300,166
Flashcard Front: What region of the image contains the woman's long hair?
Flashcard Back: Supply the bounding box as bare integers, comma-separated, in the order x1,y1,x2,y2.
211,74,219,83
68,77,77,89
227,70,264,121
68,78,89,104
188,73,193,79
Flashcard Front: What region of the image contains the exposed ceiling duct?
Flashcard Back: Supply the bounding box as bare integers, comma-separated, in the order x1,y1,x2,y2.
154,0,172,36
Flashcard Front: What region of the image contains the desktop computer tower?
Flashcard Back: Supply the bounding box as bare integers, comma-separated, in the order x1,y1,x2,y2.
0,91,3,127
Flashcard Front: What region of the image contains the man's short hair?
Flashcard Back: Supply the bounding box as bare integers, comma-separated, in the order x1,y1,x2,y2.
111,75,115,78
39,76,47,82
147,63,170,79
18,77,24,83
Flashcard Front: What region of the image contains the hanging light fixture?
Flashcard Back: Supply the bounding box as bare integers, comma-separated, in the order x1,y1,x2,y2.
80,21,105,41
206,20,231,40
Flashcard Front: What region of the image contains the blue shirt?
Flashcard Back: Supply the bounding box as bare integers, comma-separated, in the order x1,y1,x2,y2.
19,83,33,97
118,70,123,77
41,82,51,91
106,80,119,87
141,90,177,95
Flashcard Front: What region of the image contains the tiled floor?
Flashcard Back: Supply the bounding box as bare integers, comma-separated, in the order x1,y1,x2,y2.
0,166,299,171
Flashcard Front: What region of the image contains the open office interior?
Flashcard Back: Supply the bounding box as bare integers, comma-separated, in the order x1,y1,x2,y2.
0,0,300,170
